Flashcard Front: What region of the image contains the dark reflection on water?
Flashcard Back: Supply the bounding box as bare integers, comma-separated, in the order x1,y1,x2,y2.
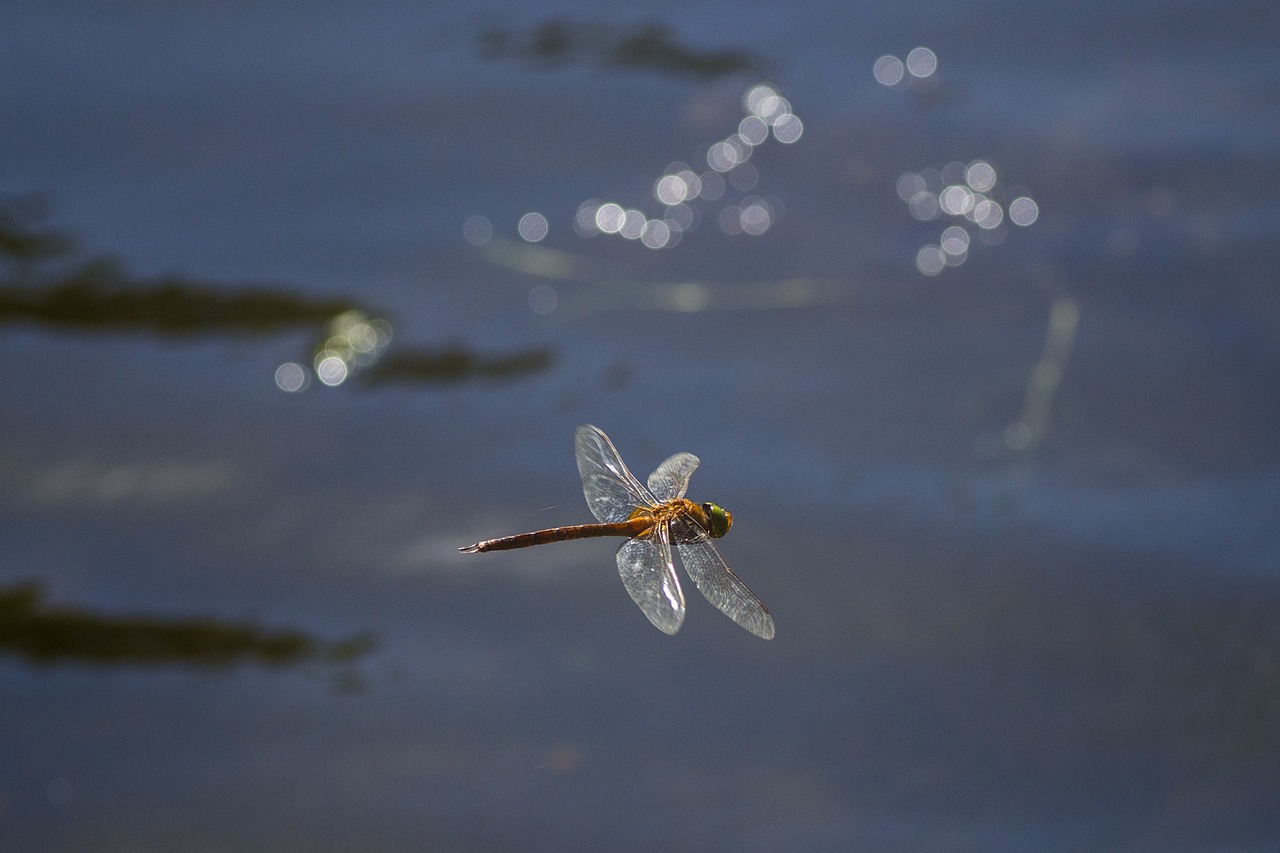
0,265,355,336
363,344,553,386
477,18,767,78
1,198,554,388
0,581,374,669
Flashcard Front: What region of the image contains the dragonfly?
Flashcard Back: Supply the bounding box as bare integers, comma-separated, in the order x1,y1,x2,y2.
460,424,774,639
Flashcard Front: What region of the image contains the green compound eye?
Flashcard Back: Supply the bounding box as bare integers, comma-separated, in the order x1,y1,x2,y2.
702,502,733,538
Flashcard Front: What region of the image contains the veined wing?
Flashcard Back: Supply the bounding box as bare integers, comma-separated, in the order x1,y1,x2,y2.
673,519,775,639
575,425,655,524
647,452,700,502
616,521,685,635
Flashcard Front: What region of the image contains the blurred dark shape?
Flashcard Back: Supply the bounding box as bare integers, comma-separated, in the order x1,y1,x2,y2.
0,580,375,669
360,344,553,386
1,198,557,388
0,197,356,336
600,361,632,391
0,195,76,266
478,18,767,78
0,267,358,336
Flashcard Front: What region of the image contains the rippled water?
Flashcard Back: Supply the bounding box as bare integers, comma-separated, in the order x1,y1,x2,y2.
3,1,1278,849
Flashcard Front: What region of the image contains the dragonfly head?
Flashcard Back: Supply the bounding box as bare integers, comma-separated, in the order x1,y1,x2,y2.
701,502,733,538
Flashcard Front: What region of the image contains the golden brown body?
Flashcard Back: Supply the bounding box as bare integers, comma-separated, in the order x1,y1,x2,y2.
459,498,717,553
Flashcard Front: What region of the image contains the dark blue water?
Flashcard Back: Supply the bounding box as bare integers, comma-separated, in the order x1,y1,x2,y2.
3,1,1279,849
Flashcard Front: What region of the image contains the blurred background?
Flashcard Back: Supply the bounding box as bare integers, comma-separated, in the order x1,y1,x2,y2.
3,1,1278,849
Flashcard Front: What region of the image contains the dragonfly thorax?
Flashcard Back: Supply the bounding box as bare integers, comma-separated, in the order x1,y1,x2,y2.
632,498,732,539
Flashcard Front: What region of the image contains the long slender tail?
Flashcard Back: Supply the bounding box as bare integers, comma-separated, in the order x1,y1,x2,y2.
459,520,646,553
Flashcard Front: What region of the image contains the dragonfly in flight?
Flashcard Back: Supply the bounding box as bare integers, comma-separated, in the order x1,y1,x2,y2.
460,425,774,639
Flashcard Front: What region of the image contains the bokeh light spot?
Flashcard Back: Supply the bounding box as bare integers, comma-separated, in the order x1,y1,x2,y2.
939,185,975,216
595,203,625,234
941,225,970,256
965,160,997,192
739,199,773,235
906,46,937,78
973,199,1004,229
897,172,926,202
771,114,803,144
640,219,672,249
315,354,349,387
654,174,689,206
754,94,792,125
462,215,493,246
274,362,309,393
1004,421,1033,450
738,115,769,146
518,212,549,243
707,140,741,172
915,245,945,276
619,209,647,240
575,200,601,236
528,284,558,314
743,84,779,116
874,55,905,86
909,191,940,221
1009,197,1040,226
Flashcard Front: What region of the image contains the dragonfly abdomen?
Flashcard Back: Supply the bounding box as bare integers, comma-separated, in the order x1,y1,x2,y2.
459,519,651,553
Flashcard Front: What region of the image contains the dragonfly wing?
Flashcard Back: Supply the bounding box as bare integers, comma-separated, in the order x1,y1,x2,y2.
674,521,775,639
615,523,685,635
647,452,700,502
575,425,656,523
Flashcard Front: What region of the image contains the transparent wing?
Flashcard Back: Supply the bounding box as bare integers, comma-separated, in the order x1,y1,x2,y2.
673,519,775,639
647,452,700,502
575,425,656,524
616,522,685,635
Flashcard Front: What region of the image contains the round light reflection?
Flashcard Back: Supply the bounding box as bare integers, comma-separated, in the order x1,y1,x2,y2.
738,115,769,146
462,215,493,246
640,219,672,249
916,245,945,276
619,209,647,239
529,284,558,314
973,199,1004,229
772,114,803,144
575,200,601,236
1009,197,1040,226
315,354,349,387
940,225,970,255
518,212,549,243
274,362,309,392
939,185,975,216
906,47,937,78
897,173,926,202
595,203,625,234
874,55,905,86
965,161,997,192
908,191,940,221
